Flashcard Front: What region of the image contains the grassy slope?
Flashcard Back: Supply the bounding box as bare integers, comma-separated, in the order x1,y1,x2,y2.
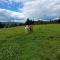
0,24,60,60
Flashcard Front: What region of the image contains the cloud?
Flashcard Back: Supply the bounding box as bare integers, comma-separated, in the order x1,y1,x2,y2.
0,0,20,3
0,8,24,22
20,0,60,20
0,0,60,22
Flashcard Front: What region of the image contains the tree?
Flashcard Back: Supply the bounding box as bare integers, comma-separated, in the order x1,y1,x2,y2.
25,18,33,25
58,18,60,23
0,22,4,28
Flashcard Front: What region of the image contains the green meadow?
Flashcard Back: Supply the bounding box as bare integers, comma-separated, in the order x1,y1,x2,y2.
0,24,60,60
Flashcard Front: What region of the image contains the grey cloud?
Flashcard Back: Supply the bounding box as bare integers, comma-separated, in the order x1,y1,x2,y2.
0,9,24,22
21,0,60,20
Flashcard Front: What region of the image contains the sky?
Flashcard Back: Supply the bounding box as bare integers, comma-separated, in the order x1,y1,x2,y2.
0,0,60,22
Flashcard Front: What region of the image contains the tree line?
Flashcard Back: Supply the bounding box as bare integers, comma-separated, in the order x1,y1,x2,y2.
25,18,60,25
0,18,60,28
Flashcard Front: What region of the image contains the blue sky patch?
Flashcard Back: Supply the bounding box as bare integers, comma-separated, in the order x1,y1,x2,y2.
0,1,23,12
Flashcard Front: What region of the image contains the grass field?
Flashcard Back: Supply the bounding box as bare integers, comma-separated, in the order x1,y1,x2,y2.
0,24,60,60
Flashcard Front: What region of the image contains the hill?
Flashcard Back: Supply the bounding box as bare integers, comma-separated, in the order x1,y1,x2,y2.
0,24,60,60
